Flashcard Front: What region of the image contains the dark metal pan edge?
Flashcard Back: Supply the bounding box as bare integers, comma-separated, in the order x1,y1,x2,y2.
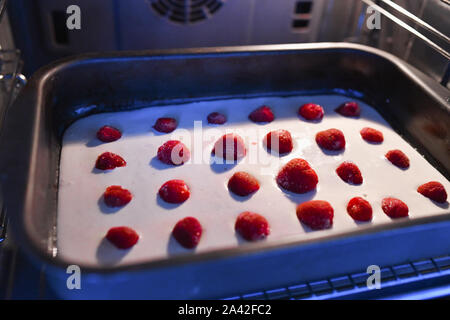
1,43,449,276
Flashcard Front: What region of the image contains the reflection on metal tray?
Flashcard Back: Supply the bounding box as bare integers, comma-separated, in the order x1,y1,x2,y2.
0,43,449,299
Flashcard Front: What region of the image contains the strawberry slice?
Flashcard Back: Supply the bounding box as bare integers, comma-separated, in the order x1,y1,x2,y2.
212,133,246,161
207,112,227,124
417,181,447,203
95,152,126,170
264,129,293,154
235,212,270,241
153,117,177,133
248,105,275,123
276,158,318,194
104,186,132,207
336,162,363,185
97,125,122,142
381,197,409,218
385,149,409,169
172,217,203,249
335,101,361,117
228,172,260,197
360,127,383,143
298,103,324,121
106,226,139,249
157,140,190,165
296,200,334,230
315,128,346,151
159,179,190,204
347,197,372,221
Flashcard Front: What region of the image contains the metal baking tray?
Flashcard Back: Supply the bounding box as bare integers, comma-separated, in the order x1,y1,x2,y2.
0,43,449,299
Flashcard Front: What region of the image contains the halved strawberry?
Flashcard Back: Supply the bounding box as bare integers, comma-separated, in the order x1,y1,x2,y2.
298,103,324,121
159,179,190,204
296,200,334,230
97,125,122,142
228,172,260,197
95,152,126,170
172,217,203,249
157,140,190,165
381,197,409,218
417,181,447,203
315,129,346,151
207,112,227,124
212,133,246,161
335,101,360,117
347,197,372,221
360,127,383,143
336,162,363,185
276,158,318,194
385,149,409,169
104,186,132,207
264,129,293,154
153,117,177,133
235,212,270,241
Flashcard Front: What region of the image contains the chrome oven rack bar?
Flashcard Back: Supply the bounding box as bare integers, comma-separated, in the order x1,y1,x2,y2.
0,0,449,299
356,0,450,87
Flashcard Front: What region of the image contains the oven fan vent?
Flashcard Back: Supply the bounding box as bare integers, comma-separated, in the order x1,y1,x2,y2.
150,0,224,24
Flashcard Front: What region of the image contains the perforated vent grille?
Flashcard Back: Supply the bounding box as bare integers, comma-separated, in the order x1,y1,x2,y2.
149,0,224,24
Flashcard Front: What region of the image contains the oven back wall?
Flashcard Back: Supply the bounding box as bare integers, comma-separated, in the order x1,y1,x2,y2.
8,0,331,75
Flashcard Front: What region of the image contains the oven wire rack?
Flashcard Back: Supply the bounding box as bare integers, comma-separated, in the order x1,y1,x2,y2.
223,255,450,300
0,0,449,300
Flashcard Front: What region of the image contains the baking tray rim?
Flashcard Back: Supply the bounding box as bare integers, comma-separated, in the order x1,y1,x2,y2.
4,42,450,274
23,42,450,107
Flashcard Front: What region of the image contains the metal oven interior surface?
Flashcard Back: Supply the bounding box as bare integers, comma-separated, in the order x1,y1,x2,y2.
8,0,450,87
0,43,449,299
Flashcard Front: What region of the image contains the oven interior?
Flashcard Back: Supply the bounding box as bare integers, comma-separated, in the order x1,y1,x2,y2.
0,0,449,299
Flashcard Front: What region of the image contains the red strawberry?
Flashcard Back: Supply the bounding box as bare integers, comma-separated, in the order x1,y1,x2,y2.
248,105,275,123
212,133,246,161
228,172,260,197
335,101,361,117
95,152,126,170
97,125,122,142
235,212,270,241
157,140,190,165
315,128,346,151
336,162,363,185
276,158,318,194
104,186,132,207
296,200,334,230
159,179,190,204
207,112,227,124
264,129,293,154
385,149,409,169
417,181,447,203
381,197,409,218
298,103,324,121
360,127,383,143
106,226,139,249
172,217,203,249
153,117,177,133
347,197,372,221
